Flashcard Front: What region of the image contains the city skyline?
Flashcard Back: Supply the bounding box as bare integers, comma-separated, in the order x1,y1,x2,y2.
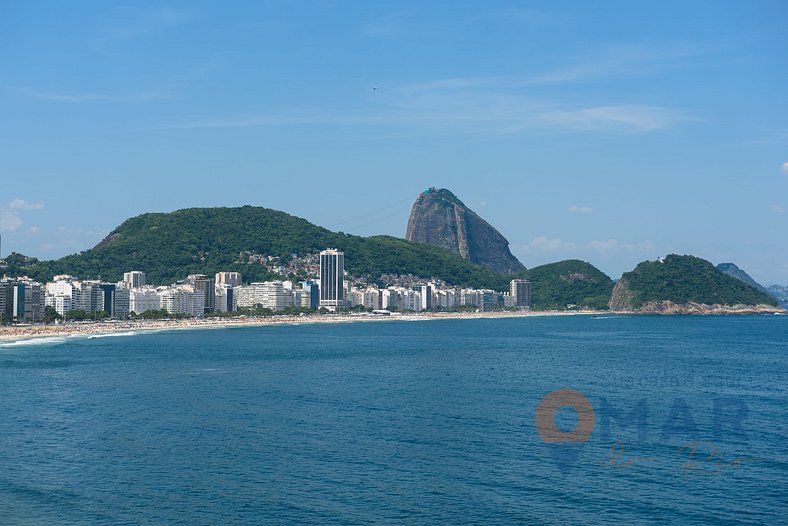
1,2,786,284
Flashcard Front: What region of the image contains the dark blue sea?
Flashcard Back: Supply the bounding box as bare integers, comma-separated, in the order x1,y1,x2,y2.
1,315,786,525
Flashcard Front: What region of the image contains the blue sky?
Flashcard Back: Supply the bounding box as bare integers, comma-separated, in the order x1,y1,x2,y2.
1,1,786,284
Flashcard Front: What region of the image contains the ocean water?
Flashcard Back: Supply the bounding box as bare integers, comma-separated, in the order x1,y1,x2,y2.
0,315,786,525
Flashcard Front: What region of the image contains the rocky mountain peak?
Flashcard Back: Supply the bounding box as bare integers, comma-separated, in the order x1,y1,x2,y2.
405,188,525,274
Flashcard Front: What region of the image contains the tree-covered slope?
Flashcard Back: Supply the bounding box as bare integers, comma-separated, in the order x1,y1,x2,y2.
22,206,510,289
610,255,778,310
525,259,614,310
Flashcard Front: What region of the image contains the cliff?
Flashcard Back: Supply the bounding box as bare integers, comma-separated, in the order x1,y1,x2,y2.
405,188,526,274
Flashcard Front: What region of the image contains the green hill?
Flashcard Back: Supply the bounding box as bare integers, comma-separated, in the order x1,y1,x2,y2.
525,260,615,310
609,254,778,310
19,206,511,289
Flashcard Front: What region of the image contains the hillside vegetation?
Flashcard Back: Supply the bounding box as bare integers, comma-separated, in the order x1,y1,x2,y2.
20,206,512,289
525,260,615,310
609,254,778,309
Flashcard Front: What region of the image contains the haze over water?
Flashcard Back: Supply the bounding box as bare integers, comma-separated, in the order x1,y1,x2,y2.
1,316,786,524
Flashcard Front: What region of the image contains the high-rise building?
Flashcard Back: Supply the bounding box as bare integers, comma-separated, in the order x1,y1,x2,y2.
99,283,116,316
215,272,242,288
73,281,103,313
123,271,146,289
302,280,320,309
114,287,130,319
510,279,532,308
319,249,345,309
188,274,216,314
216,285,236,312
0,282,7,323
419,284,433,310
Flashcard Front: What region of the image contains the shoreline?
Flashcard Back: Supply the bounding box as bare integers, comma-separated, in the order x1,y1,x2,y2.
1,307,783,346
0,310,592,345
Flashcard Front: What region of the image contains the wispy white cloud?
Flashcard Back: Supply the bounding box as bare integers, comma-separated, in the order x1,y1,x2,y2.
398,43,703,94
0,198,44,232
540,105,690,133
588,239,655,253
781,162,788,175
519,236,577,253
518,235,654,255
169,42,697,136
9,198,44,210
170,98,687,135
568,205,594,213
0,210,23,232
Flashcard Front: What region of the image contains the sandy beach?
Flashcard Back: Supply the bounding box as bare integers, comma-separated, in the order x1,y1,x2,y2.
0,310,596,345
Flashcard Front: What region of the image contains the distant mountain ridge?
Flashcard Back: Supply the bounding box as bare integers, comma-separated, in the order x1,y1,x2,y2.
16,206,512,289
405,188,526,274
767,285,788,309
4,199,782,313
716,263,771,295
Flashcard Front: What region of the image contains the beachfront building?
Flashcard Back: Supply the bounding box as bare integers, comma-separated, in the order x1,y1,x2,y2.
419,284,433,310
0,278,45,323
261,281,292,311
187,274,215,315
235,284,261,309
45,278,75,316
510,279,532,308
215,285,236,313
302,280,319,309
129,288,161,315
114,287,130,318
158,286,200,317
360,288,381,310
381,288,400,311
234,281,293,311
123,271,146,289
319,249,345,310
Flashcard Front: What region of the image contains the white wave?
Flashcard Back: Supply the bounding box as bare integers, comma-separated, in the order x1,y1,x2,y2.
87,331,138,340
0,336,68,348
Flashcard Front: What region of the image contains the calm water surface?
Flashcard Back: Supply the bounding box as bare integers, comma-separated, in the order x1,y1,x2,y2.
1,315,786,525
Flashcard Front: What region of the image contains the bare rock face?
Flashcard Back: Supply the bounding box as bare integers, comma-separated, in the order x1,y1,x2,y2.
608,278,636,310
405,188,526,274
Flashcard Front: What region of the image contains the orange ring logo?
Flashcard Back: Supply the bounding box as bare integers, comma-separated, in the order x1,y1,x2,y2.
535,389,595,443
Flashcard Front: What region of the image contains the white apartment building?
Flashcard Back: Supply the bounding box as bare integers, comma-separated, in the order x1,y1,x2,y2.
261,281,292,311
158,287,196,317
129,288,161,314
